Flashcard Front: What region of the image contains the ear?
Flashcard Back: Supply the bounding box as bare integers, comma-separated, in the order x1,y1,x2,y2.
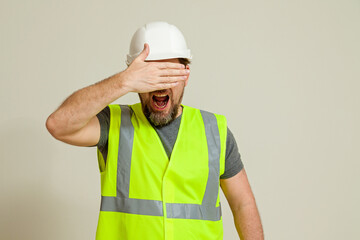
184,65,190,86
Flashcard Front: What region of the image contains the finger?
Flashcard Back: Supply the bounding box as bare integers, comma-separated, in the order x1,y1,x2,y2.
159,69,190,77
156,62,186,69
137,43,150,62
159,75,187,83
157,82,180,89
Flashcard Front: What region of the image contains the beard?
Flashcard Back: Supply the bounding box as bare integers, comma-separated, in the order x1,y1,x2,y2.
139,89,184,127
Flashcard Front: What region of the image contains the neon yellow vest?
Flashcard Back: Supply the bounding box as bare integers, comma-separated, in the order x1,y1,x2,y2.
96,103,227,240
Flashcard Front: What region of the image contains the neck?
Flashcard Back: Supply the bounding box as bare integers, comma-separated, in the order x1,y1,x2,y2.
175,105,183,118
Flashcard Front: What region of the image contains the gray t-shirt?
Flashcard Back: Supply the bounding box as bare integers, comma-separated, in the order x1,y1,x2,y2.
96,106,243,179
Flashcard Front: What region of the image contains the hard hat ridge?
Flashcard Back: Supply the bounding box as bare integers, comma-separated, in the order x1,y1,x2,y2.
126,21,192,65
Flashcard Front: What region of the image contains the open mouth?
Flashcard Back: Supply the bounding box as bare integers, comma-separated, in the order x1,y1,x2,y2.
152,94,170,110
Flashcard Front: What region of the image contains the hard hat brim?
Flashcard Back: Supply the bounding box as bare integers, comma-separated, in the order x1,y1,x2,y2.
126,49,192,65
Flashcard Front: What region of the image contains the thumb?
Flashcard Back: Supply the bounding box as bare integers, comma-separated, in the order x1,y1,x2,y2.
137,43,150,62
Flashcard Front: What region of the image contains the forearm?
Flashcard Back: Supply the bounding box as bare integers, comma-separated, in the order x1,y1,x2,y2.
47,71,129,137
46,43,188,139
233,202,264,240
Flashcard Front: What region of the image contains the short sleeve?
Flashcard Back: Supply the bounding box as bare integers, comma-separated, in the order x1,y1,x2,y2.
220,127,244,179
96,106,110,153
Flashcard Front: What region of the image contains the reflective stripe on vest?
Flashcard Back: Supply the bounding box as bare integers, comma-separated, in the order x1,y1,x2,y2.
100,105,222,221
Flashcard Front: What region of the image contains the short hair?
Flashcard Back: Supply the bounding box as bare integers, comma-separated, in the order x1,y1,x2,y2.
179,58,191,67
126,58,191,68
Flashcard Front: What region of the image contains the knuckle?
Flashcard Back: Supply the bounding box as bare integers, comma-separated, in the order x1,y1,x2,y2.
151,69,158,75
149,62,156,69
151,69,160,76
148,62,156,68
157,63,165,69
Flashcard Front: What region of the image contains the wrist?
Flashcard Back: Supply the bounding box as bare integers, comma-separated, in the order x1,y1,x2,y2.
114,70,132,94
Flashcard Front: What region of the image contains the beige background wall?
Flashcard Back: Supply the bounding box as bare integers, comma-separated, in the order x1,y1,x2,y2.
1,0,359,239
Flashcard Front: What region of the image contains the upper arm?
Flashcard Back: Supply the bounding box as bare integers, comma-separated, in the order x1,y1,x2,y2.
220,127,244,179
220,168,256,212
48,115,101,147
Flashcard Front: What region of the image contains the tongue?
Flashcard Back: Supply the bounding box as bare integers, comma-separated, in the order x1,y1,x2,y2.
153,96,168,108
156,101,166,107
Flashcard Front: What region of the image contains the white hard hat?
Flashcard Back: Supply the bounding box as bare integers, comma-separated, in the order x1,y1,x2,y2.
126,21,192,65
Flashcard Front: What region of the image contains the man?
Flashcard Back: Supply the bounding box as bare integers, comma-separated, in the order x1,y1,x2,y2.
46,21,264,240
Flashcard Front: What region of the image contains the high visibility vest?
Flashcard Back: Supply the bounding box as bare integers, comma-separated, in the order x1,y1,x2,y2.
96,103,227,240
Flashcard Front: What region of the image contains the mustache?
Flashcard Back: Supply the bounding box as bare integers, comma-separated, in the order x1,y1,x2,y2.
151,89,170,94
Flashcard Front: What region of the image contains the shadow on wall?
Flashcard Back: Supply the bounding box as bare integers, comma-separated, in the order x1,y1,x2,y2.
0,118,74,240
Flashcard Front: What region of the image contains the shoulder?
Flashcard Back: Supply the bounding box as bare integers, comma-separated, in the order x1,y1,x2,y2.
183,105,227,121
184,105,228,147
104,104,134,118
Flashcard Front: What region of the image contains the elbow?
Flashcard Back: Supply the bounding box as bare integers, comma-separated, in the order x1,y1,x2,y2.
46,114,64,140
230,198,257,215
